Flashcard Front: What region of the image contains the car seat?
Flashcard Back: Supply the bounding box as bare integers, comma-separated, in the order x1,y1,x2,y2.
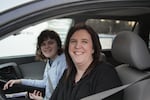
19,61,46,80
111,31,150,100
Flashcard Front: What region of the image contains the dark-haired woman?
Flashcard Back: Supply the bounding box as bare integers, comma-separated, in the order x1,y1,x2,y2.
3,30,67,100
50,23,123,100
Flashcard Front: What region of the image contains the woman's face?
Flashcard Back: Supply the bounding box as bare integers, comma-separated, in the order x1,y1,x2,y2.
40,38,58,60
69,29,94,66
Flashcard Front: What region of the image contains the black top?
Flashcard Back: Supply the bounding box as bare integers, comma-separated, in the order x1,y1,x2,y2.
50,61,123,100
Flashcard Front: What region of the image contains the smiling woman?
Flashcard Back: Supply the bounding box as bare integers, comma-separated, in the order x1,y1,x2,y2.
50,23,123,100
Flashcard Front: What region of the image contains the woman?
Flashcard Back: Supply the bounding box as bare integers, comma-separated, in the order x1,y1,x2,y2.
50,23,123,100
3,30,67,100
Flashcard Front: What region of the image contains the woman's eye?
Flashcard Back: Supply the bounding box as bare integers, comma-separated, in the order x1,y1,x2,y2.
82,40,88,44
70,40,76,43
48,41,54,45
41,43,45,47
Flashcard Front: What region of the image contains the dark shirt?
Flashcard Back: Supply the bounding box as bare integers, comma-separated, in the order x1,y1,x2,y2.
50,61,123,100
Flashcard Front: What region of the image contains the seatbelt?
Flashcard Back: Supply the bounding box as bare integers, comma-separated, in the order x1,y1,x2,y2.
81,73,150,100
45,60,54,99
47,74,54,93
47,60,54,97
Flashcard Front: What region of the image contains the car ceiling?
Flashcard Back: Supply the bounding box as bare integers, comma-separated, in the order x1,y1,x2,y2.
0,0,150,39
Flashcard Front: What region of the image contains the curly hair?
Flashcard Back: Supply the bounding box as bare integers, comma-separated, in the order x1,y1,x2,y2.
35,30,63,61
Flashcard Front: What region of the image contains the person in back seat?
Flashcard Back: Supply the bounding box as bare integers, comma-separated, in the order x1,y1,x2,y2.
3,30,67,100
50,23,123,100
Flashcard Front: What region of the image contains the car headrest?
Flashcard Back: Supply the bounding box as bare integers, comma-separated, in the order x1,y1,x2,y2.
112,31,150,70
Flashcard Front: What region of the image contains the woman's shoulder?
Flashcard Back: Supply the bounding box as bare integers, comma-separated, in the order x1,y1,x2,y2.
93,61,121,83
59,53,65,58
56,53,66,61
97,61,114,68
56,53,67,67
94,61,116,74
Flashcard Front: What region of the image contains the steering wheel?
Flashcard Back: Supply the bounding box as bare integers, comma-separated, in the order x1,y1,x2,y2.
0,62,22,81
0,88,6,100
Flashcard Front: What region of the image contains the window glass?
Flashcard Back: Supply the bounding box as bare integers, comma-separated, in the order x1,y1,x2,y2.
86,19,138,49
0,18,72,58
0,0,34,13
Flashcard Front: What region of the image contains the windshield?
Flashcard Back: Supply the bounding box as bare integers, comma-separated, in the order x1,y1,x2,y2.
0,0,34,13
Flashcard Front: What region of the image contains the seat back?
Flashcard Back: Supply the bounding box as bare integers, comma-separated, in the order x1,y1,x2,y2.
111,31,150,100
19,61,46,79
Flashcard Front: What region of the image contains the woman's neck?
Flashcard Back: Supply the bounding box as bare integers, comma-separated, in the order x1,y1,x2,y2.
75,59,93,83
49,54,58,61
75,70,84,83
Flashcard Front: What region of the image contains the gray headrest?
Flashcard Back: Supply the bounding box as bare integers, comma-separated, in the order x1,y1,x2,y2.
112,31,150,70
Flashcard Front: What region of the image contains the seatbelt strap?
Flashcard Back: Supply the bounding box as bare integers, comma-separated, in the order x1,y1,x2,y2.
47,60,54,94
47,74,54,93
81,74,150,100
45,75,54,100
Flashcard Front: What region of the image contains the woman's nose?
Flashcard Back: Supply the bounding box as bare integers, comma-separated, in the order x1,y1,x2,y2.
45,44,50,48
75,42,81,48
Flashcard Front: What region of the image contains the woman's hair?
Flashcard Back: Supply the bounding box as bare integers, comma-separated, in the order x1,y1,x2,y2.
35,29,63,61
64,23,102,80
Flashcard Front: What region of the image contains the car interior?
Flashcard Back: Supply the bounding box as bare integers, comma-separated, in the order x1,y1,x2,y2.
0,0,150,100
112,31,150,100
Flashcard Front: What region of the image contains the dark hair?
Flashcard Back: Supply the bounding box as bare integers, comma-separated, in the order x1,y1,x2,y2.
64,23,102,80
35,30,63,61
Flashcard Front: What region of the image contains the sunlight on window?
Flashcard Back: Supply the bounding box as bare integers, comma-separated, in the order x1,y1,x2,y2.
0,0,34,13
0,18,72,58
86,19,137,49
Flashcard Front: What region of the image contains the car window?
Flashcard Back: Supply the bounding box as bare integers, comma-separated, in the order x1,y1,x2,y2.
0,18,73,58
0,18,139,58
86,19,138,49
0,0,34,13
